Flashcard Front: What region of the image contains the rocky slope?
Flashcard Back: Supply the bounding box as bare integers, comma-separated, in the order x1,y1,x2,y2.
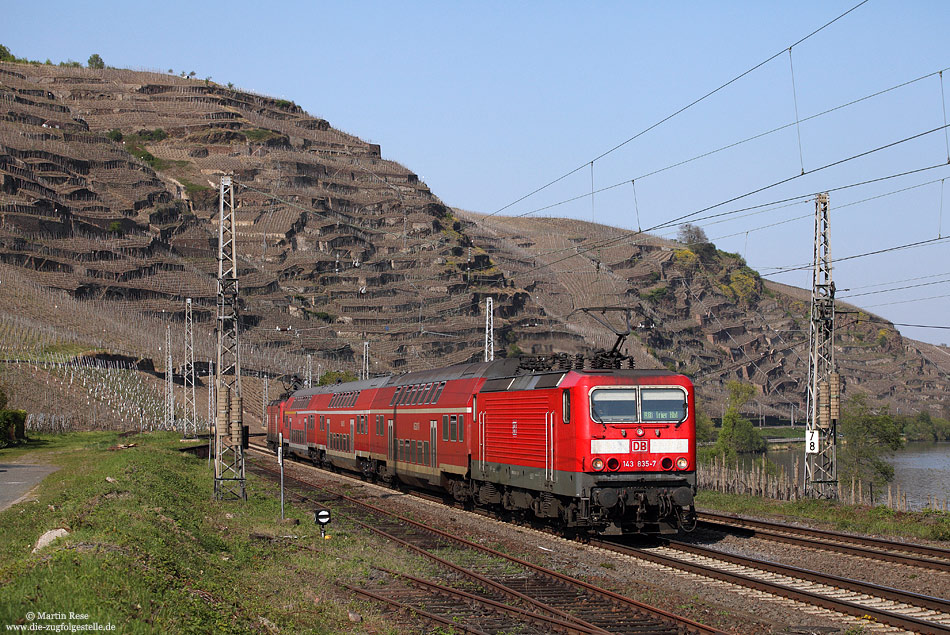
0,61,946,418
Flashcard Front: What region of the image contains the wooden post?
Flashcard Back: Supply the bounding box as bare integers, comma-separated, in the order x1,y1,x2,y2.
887,484,892,509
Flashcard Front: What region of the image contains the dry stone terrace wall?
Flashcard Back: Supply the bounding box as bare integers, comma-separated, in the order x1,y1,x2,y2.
0,62,545,376
456,210,950,417
3,62,945,412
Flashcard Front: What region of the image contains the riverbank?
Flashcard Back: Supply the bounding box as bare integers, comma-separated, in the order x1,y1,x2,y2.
696,489,950,543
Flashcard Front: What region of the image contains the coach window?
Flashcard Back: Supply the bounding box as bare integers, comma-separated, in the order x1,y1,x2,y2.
457,414,464,441
412,384,425,405
640,388,688,423
390,386,402,406
423,441,430,465
409,440,416,464
442,415,449,441
562,390,571,424
432,381,446,403
450,415,457,441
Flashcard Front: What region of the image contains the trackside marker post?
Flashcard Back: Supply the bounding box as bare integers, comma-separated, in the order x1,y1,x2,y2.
314,508,331,539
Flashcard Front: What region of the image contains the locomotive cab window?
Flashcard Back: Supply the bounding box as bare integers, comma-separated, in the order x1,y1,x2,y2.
590,388,638,423
641,388,688,423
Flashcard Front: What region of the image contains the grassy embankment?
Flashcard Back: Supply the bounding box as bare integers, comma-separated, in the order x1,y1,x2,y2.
696,490,950,542
0,432,422,634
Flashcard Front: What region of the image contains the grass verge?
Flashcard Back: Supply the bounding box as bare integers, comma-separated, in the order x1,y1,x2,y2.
696,490,950,542
0,432,412,634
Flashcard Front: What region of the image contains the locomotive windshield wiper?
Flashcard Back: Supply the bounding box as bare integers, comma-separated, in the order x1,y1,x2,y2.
674,400,688,428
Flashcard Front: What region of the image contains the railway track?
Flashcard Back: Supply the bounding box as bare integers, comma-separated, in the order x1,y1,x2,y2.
594,537,950,634
245,445,719,634
247,444,950,632
697,511,950,572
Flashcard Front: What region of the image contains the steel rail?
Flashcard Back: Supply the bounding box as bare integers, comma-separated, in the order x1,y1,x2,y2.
245,446,722,634
666,539,950,614
593,538,950,634
343,583,492,635
697,511,950,572
373,567,607,634
352,521,610,634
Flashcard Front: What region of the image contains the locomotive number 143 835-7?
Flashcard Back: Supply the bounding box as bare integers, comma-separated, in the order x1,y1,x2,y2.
623,459,657,468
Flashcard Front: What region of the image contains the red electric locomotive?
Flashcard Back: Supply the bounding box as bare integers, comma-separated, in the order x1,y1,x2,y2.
267,357,696,534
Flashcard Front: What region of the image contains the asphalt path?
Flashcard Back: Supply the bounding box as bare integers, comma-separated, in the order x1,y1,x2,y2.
0,463,59,511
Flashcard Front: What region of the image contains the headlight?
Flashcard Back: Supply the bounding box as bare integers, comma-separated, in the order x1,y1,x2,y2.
591,458,605,471
636,428,644,437
676,457,688,470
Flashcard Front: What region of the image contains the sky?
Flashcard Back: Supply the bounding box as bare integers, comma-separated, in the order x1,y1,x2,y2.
4,1,950,346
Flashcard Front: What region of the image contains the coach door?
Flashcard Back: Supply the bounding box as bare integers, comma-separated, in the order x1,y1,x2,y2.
388,419,395,461
430,420,438,468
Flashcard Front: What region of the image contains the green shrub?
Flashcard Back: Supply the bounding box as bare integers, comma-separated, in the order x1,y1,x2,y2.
107,129,123,142
0,409,27,446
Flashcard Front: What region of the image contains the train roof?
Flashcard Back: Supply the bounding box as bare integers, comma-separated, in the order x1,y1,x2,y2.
286,359,685,401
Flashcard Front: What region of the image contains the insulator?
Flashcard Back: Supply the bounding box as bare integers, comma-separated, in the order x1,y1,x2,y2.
818,380,831,429
230,395,243,446
829,372,840,420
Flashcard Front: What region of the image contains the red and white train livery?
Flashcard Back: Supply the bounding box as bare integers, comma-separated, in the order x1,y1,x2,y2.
267,358,696,534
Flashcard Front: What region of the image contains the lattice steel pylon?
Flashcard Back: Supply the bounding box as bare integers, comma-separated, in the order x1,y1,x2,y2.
214,176,246,500
181,298,197,438
164,325,174,430
804,193,840,498
485,297,494,362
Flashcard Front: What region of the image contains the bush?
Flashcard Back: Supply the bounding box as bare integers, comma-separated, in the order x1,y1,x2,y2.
317,370,357,386
107,129,123,142
136,129,168,142
0,409,27,447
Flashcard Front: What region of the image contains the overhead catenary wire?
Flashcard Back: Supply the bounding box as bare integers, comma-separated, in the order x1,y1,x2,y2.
497,64,950,222
488,137,950,285
486,0,870,218
764,235,950,277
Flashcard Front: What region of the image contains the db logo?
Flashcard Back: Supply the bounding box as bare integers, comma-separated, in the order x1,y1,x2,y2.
631,440,648,452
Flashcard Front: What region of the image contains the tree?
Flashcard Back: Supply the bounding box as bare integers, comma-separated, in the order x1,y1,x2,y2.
677,223,716,262
87,53,104,69
839,393,903,485
0,45,14,62
678,223,708,245
712,381,765,458
693,399,717,444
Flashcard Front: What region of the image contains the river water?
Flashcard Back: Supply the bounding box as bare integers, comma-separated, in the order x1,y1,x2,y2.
740,439,950,511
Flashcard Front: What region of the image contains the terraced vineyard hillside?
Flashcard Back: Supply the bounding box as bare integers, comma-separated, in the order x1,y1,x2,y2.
0,60,947,425
456,211,950,416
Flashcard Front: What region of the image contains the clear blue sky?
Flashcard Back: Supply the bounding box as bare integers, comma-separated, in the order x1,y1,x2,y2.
5,1,950,345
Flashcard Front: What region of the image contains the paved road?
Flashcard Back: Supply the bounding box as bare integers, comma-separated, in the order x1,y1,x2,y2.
0,463,59,511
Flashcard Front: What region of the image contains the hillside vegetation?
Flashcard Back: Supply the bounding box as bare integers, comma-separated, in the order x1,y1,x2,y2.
0,56,947,422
